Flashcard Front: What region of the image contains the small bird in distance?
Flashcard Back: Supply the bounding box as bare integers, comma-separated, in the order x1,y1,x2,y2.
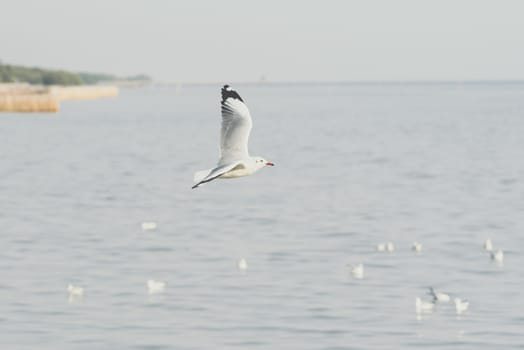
147,280,167,295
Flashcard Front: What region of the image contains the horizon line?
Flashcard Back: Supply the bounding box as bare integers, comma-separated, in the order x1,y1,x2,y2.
153,79,524,87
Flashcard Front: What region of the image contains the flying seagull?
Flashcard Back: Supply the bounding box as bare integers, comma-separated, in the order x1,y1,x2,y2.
192,85,274,189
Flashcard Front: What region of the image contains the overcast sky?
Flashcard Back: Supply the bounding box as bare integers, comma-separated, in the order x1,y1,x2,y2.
1,0,523,83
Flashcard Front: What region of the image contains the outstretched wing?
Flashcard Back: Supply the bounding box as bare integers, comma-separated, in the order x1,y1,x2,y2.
219,85,252,164
192,161,243,189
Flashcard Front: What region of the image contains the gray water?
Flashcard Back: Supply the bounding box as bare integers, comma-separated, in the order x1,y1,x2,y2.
1,83,523,349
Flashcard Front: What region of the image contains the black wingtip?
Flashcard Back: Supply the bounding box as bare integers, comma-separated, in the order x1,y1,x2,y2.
221,84,244,104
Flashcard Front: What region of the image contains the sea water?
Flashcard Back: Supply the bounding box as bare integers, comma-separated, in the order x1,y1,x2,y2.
1,82,523,349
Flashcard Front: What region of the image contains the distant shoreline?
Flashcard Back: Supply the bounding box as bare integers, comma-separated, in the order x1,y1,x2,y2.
0,62,151,87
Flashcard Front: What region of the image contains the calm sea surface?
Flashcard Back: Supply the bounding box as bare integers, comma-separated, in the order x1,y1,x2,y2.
1,83,523,349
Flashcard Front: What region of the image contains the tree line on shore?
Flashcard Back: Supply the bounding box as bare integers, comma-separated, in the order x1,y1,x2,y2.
0,62,151,86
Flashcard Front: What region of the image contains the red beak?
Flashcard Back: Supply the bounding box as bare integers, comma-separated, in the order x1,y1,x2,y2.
266,162,274,166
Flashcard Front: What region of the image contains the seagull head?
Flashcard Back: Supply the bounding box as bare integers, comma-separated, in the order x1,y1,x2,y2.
252,157,274,169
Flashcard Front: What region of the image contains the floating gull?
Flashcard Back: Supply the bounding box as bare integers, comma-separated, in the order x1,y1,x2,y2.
349,263,364,279
484,238,493,252
237,258,248,271
415,297,435,313
490,249,504,263
141,222,157,231
147,280,167,295
67,284,84,297
192,85,274,189
67,284,84,303
428,287,450,302
454,297,469,314
376,242,394,253
412,242,423,253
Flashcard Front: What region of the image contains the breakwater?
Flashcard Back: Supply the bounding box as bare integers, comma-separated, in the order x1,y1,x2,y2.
0,83,118,112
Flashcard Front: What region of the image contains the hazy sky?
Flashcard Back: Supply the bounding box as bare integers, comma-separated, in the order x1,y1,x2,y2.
1,0,524,83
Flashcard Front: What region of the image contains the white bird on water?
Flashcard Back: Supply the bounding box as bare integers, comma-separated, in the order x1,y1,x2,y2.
415,297,435,313
147,280,167,295
454,297,469,314
386,242,395,253
412,242,423,253
484,238,493,252
428,287,450,302
349,263,364,279
141,222,157,231
237,258,248,271
491,249,504,263
376,243,386,252
67,284,84,298
192,85,274,189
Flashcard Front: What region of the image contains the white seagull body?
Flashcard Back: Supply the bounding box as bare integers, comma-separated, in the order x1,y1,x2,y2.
490,249,504,263
415,297,435,313
454,297,469,314
141,222,157,231
429,287,450,302
349,263,364,279
237,258,248,271
147,280,167,295
484,238,493,252
67,284,84,297
192,85,274,189
412,242,423,253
